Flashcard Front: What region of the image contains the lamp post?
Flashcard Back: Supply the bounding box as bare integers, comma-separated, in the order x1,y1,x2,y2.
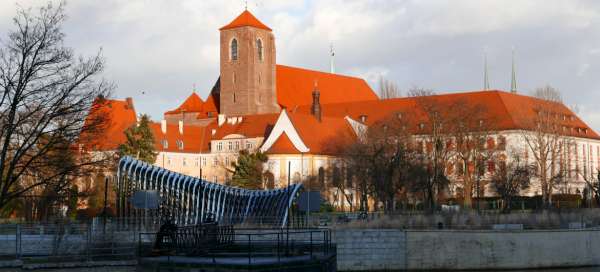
286,160,291,254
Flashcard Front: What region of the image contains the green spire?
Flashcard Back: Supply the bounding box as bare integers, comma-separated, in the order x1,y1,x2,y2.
511,48,517,93
484,51,490,90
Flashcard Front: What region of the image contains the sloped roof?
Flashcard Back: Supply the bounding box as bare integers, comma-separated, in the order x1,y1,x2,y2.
265,133,299,154
276,65,378,109
295,90,600,140
220,10,272,31
165,92,204,114
212,113,279,140
150,122,214,153
263,112,356,155
80,97,137,151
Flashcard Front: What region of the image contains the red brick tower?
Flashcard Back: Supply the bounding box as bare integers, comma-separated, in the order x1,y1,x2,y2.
219,10,280,116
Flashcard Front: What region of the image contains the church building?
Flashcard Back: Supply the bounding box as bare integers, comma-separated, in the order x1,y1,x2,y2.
85,10,600,210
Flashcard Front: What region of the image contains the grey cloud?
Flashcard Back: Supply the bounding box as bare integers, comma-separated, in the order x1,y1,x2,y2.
1,0,599,131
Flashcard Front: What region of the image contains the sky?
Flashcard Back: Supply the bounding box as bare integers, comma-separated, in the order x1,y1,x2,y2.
1,0,600,131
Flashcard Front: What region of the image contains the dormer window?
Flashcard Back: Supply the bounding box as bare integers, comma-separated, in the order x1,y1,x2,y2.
256,38,263,61
161,139,168,149
419,123,425,130
176,140,184,150
230,38,238,61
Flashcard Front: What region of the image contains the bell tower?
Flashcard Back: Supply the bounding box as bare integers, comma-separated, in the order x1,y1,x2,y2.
219,10,280,116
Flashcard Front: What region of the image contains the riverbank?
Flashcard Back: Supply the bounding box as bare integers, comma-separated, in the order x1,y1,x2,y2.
334,228,600,271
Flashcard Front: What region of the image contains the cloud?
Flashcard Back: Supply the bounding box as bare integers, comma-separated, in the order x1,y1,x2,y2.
1,0,599,132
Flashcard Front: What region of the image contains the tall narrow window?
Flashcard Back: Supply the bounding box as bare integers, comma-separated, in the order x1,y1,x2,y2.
231,38,238,60
256,39,263,61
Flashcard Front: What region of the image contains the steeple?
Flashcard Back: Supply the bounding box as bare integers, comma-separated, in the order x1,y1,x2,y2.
219,10,279,116
483,51,490,90
330,44,335,74
510,48,517,93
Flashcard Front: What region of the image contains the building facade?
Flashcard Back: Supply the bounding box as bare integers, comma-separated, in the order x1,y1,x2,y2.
86,10,600,210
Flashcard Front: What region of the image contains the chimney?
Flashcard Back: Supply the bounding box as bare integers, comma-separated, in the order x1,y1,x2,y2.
161,119,167,134
178,120,184,134
359,115,368,123
125,97,135,110
311,81,321,122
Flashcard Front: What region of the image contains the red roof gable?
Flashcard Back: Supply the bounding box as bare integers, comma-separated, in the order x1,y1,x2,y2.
220,10,272,31
80,97,137,151
275,65,378,109
263,112,356,155
265,132,299,154
165,92,204,115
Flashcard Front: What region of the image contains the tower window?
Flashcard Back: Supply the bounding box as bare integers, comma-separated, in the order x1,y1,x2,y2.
233,92,236,103
256,39,263,61
231,38,238,61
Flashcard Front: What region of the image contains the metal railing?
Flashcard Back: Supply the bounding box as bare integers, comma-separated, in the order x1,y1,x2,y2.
138,227,335,265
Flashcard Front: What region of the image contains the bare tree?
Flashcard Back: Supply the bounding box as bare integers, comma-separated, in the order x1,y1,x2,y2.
448,99,498,209
410,94,451,211
0,2,111,212
377,76,400,99
490,150,534,213
522,86,571,208
406,86,436,97
582,170,600,207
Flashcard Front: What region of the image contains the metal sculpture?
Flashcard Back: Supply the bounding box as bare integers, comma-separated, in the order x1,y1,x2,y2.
117,156,302,227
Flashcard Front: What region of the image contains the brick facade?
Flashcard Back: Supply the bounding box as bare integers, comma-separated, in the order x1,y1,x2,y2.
219,26,279,116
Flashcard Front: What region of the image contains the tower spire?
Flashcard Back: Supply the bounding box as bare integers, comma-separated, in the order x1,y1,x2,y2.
483,50,490,90
330,44,335,74
510,48,517,93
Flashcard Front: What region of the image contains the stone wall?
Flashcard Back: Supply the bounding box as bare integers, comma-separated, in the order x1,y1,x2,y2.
333,228,600,271
334,229,406,271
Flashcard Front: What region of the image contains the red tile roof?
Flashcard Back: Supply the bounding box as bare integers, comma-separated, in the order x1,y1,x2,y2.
276,65,378,109
212,113,279,140
295,90,600,140
165,92,204,115
220,10,272,31
264,112,356,155
80,97,137,151
150,122,214,153
265,132,299,154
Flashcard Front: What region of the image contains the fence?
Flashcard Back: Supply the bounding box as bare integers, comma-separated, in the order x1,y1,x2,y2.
138,228,335,266
0,220,152,262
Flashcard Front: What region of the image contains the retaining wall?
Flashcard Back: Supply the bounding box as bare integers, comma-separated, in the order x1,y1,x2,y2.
333,228,600,271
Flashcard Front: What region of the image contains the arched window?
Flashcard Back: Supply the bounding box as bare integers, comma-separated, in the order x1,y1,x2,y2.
264,171,275,189
230,38,238,60
332,166,341,187
256,39,263,61
318,167,325,187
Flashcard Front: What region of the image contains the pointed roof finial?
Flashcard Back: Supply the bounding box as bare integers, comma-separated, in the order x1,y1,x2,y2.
330,44,335,74
245,0,248,10
511,47,517,93
193,83,197,93
484,49,490,90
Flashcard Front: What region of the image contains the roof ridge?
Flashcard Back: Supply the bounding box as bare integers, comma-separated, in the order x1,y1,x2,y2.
276,64,366,81
220,10,272,31
494,91,519,129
